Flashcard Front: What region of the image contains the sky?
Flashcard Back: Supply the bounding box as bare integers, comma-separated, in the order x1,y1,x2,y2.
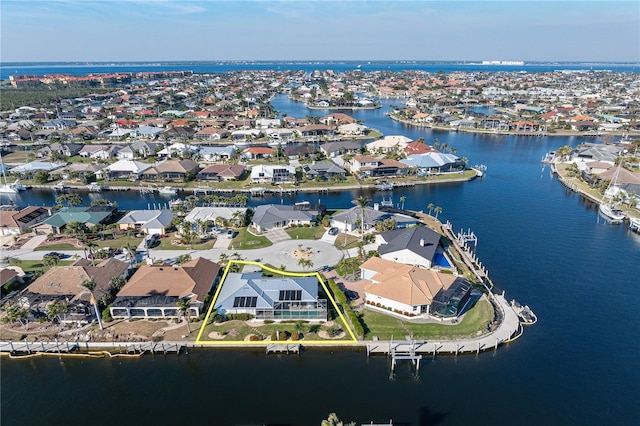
1,1,639,63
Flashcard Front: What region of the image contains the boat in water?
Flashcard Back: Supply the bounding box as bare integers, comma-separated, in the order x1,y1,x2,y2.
472,164,487,177
629,217,640,233
598,162,625,224
86,182,105,192
52,182,70,192
375,181,394,191
158,186,178,195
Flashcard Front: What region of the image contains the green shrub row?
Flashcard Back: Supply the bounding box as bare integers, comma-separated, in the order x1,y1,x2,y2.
327,279,364,339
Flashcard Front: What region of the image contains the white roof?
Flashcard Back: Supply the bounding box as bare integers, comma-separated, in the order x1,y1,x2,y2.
105,160,153,173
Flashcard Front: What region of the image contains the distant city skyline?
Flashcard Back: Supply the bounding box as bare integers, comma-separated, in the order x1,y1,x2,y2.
1,1,639,63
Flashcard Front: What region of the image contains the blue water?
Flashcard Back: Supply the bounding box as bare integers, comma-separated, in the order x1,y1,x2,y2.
2,60,639,80
3,87,640,425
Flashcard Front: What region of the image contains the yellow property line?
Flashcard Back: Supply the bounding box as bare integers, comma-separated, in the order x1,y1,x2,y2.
196,260,358,345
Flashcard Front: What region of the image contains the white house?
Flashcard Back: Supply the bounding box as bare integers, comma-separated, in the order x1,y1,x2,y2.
250,164,297,184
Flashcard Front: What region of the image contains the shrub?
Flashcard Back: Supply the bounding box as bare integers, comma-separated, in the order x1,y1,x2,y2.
263,319,274,324
291,332,299,341
270,331,278,341
102,306,113,323
249,334,264,341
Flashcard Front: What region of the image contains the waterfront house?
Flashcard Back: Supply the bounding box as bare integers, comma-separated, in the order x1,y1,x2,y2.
360,257,472,318
375,226,445,269
401,152,465,174
0,206,52,236
242,147,274,160
33,205,116,235
97,160,153,180
215,271,327,321
348,155,408,178
250,165,297,184
266,128,295,143
302,161,347,180
117,210,173,236
141,159,200,182
184,207,249,231
37,142,83,159
298,124,336,137
337,123,368,136
197,164,246,181
251,204,324,233
18,258,129,325
194,127,228,141
330,204,418,233
110,257,220,319
132,125,164,139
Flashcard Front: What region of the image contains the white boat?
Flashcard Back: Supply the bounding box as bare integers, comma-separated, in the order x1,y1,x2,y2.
598,162,625,224
0,182,18,194
629,217,640,233
158,186,178,195
52,182,70,191
86,182,105,192
375,181,394,191
598,203,625,223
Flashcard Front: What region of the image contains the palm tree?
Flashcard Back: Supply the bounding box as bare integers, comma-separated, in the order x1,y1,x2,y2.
177,299,192,334
434,206,442,219
352,196,369,240
427,203,434,216
84,239,99,266
81,279,103,330
399,195,406,210
218,252,229,265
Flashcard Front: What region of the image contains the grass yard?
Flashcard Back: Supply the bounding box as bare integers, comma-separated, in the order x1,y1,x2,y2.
362,296,494,340
333,233,361,250
285,225,326,240
231,228,272,250
34,243,78,251
156,232,217,250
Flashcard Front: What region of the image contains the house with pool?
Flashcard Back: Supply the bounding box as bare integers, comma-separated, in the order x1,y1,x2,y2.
110,257,221,319
360,257,472,318
214,271,327,321
375,226,452,270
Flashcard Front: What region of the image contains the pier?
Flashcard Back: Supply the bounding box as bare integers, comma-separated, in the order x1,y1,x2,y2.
265,343,300,354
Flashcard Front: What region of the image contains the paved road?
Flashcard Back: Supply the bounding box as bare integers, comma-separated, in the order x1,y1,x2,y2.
2,239,344,272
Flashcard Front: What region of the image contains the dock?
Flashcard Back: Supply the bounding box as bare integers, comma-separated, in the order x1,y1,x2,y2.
265,343,300,354
1,340,185,356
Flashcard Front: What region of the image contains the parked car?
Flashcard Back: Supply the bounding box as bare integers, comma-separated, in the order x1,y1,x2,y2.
227,229,236,238
43,251,69,260
145,234,160,248
345,290,359,301
328,227,339,236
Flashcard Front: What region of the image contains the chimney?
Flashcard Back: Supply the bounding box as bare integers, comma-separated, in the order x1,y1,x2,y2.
420,238,425,246
373,203,379,211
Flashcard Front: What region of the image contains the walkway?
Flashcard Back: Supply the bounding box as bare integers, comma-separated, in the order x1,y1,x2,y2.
366,293,521,355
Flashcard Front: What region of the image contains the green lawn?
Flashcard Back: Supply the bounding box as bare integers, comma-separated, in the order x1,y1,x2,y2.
333,233,361,250
285,225,326,240
231,228,272,250
362,297,494,340
34,243,78,251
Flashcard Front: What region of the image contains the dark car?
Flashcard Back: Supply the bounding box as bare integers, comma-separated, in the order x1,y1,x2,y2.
345,290,359,301
43,251,69,260
328,227,339,236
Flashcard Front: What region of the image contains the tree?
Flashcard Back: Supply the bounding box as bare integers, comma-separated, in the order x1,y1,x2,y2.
177,299,192,334
47,300,68,324
176,253,192,265
297,258,313,270
351,196,369,240
65,220,88,240
81,279,103,330
218,252,229,265
434,205,443,219
2,304,29,329
427,203,434,216
55,193,82,208
34,170,50,184
399,195,406,210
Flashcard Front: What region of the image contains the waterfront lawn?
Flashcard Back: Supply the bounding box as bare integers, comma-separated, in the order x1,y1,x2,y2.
362,297,493,340
200,319,351,342
285,225,326,240
232,228,272,250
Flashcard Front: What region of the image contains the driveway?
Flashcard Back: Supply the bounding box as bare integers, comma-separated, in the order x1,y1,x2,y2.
263,228,291,244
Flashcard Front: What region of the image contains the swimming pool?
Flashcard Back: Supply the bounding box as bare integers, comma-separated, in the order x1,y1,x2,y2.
433,253,451,267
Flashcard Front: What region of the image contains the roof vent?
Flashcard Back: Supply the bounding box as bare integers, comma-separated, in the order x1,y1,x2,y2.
420,238,425,246
159,267,163,271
